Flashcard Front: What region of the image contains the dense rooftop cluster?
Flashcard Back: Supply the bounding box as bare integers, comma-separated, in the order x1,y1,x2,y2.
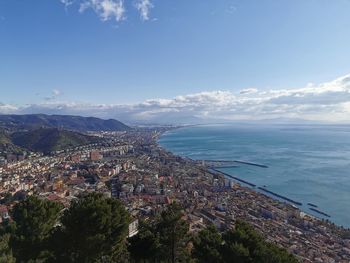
0,128,349,262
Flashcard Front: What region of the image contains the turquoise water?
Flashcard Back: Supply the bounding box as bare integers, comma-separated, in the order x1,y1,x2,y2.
158,124,350,227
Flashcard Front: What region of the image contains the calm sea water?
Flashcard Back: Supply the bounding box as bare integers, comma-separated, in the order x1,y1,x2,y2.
158,124,350,227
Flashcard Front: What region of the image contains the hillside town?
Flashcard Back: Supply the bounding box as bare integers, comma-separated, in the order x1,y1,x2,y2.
0,128,350,263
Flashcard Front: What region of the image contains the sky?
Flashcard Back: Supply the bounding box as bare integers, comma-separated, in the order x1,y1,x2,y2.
1,0,350,124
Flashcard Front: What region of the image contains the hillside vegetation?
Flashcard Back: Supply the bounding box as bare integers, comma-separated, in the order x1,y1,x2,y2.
0,114,130,132
11,128,100,153
0,129,23,154
0,129,11,145
0,194,298,263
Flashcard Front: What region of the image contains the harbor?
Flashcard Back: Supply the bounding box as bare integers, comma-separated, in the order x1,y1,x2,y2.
211,168,257,187
309,208,331,218
233,160,269,168
204,160,302,206
210,167,334,221
198,159,335,220
257,187,303,206
200,159,268,168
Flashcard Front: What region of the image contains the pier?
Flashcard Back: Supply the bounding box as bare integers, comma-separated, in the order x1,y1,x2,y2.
211,165,239,168
201,160,238,168
257,187,302,206
200,159,268,168
211,168,256,187
309,208,331,218
233,160,268,168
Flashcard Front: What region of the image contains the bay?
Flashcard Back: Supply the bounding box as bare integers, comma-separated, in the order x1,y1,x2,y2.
159,124,350,227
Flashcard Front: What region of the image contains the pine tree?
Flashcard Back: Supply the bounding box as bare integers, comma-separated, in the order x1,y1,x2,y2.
157,203,190,263
8,196,63,262
192,225,223,263
128,203,190,263
0,234,15,263
53,192,130,263
128,220,160,262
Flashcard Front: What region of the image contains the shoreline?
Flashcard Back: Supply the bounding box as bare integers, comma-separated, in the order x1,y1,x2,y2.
156,127,349,230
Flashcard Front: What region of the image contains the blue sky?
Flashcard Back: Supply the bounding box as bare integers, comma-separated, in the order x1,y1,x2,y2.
1,0,350,123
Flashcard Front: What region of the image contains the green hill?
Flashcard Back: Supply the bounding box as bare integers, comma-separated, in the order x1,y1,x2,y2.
11,128,101,153
0,114,131,132
0,128,24,154
0,129,11,145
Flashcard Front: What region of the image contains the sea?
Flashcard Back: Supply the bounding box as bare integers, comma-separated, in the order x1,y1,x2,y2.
158,123,350,228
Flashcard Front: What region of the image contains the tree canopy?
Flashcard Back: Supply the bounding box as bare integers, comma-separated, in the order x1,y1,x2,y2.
192,225,223,263
128,203,190,263
192,220,298,263
0,233,15,263
53,192,130,262
0,196,298,263
7,195,63,262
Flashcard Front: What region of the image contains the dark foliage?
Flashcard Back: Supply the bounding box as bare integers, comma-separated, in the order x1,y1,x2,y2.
0,114,130,132
6,196,63,262
128,221,161,262
192,225,223,263
0,128,23,155
192,220,298,263
0,234,15,263
0,197,298,263
51,192,130,263
11,128,100,153
128,203,190,263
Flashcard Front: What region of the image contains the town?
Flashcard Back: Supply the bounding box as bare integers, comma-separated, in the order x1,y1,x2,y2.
0,128,350,263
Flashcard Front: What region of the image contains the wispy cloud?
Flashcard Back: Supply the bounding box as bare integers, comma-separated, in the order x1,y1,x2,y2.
60,0,74,8
79,0,125,22
44,89,62,101
226,5,237,14
2,74,350,124
135,0,153,21
59,0,154,22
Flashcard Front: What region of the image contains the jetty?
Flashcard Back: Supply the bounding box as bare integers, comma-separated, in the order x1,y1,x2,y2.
257,187,302,206
200,159,268,168
211,168,256,187
201,160,238,168
233,160,268,168
309,208,331,218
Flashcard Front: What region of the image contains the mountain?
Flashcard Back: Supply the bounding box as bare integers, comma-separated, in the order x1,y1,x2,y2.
0,114,130,132
11,128,101,153
0,128,24,154
0,129,11,145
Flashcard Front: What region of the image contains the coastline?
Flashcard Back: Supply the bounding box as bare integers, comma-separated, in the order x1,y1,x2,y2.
156,126,349,230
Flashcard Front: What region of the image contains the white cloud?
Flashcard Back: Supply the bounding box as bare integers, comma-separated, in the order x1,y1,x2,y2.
2,74,350,124
59,0,156,22
135,0,153,21
44,89,62,101
240,88,258,95
79,0,125,22
60,0,74,8
0,103,18,114
53,89,61,96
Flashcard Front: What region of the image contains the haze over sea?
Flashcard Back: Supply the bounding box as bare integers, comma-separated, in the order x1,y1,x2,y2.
159,124,350,228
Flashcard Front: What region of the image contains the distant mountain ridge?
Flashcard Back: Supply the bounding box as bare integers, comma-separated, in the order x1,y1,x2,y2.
0,114,130,132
